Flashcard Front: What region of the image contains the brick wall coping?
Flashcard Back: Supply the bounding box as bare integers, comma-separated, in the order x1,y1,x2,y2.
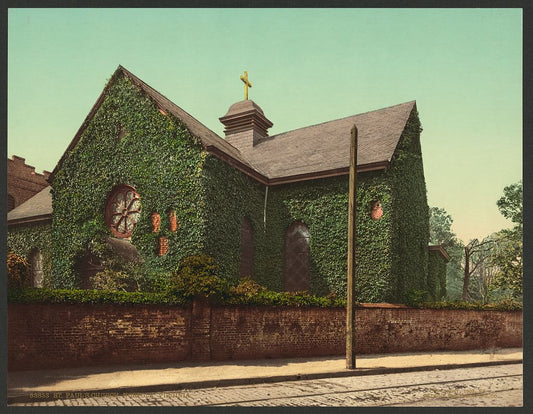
356,303,409,308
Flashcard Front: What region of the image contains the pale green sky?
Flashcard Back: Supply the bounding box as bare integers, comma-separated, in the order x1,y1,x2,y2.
7,8,522,243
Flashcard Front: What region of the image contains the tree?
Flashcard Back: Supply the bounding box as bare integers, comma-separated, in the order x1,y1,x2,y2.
429,207,456,246
490,230,522,297
496,181,522,227
471,258,497,304
428,207,463,300
490,181,522,297
461,237,495,301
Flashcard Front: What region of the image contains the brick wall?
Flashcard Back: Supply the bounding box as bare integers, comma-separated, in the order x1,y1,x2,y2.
8,304,192,370
7,155,51,211
8,302,522,371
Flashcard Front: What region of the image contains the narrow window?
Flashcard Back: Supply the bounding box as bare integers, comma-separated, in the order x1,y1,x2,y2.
239,218,254,278
29,249,44,288
284,222,310,292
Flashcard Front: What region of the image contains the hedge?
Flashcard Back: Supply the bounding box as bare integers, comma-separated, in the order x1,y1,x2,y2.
7,288,521,311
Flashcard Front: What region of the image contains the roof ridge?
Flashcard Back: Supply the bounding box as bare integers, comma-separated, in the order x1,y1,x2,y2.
270,100,416,139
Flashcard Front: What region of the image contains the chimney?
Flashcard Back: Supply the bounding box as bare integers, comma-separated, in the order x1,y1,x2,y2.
219,100,273,153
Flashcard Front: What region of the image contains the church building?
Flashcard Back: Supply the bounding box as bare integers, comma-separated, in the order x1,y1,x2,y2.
7,65,448,302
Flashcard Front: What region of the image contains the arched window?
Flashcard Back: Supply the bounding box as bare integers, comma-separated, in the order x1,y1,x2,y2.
239,218,254,278
29,249,44,288
284,222,310,292
8,194,15,211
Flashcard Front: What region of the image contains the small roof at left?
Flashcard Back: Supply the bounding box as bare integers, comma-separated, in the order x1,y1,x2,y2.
7,186,52,226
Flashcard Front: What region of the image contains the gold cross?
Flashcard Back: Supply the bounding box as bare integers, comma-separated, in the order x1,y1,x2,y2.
240,71,252,100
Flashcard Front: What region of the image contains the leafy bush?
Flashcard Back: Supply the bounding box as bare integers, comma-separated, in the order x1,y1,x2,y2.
169,254,230,299
145,271,174,292
7,252,31,289
90,269,141,292
230,277,267,297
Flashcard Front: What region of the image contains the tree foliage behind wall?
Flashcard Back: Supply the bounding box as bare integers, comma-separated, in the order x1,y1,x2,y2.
428,206,464,300
428,250,447,301
491,181,522,297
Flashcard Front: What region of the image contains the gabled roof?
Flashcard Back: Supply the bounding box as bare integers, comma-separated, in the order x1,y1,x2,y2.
7,186,52,226
49,65,267,184
248,101,416,182
49,66,416,186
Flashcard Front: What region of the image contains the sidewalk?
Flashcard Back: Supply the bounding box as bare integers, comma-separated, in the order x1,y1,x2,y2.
7,348,522,404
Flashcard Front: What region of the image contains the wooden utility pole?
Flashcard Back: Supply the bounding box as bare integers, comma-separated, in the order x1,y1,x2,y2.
346,124,358,369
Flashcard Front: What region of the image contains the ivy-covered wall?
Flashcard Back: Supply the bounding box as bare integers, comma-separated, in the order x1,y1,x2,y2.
201,155,266,286
388,110,430,301
202,157,405,301
201,149,394,300
268,174,393,299
234,109,427,303
7,222,53,287
50,73,209,288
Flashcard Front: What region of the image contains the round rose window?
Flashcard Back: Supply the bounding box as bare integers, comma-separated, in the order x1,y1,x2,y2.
105,185,141,238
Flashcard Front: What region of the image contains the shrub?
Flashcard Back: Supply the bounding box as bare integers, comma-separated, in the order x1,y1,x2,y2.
169,254,230,299
145,271,174,292
7,252,31,289
90,269,141,292
230,277,267,297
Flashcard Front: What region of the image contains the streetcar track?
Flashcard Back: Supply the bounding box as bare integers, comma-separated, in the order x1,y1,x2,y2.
202,373,522,406
382,386,524,407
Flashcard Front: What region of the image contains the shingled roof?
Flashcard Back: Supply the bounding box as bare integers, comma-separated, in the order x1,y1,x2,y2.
248,101,416,182
49,66,416,186
7,186,52,226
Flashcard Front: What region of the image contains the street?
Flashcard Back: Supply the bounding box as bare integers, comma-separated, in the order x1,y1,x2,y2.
11,364,522,407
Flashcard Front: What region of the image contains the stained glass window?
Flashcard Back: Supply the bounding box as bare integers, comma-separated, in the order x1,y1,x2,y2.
105,185,141,238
